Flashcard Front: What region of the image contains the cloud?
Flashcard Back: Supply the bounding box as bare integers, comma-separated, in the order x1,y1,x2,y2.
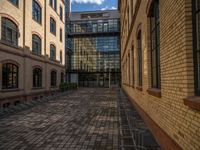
101,6,117,11
72,0,105,5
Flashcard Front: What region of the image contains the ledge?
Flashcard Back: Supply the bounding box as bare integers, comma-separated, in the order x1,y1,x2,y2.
183,96,200,111
32,87,44,90
136,86,143,91
147,88,161,98
0,88,22,93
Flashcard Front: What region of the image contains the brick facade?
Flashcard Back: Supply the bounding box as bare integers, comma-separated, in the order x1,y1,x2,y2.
0,0,65,107
120,0,200,149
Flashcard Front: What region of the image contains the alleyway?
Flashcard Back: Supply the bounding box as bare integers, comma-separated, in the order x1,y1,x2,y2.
0,88,160,150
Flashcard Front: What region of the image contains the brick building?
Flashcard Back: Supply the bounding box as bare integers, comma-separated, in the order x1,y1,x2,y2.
0,0,65,107
119,0,200,149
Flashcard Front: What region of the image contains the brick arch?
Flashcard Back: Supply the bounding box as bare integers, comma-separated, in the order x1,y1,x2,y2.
32,31,42,40
50,68,57,73
50,42,56,49
50,15,56,22
0,59,20,67
0,13,19,26
34,0,42,9
32,65,43,70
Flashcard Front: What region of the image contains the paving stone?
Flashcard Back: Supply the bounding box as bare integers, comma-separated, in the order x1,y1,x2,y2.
0,88,160,150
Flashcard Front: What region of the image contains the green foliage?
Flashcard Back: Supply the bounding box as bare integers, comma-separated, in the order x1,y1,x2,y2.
59,82,78,92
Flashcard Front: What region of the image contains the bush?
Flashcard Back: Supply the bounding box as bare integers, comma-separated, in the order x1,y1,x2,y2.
59,82,78,92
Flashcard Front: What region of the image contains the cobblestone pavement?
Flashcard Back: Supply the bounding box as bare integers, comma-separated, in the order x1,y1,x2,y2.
0,89,120,150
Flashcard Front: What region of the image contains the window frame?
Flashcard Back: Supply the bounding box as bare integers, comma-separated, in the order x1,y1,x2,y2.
137,30,143,87
33,68,42,88
32,0,42,24
49,0,53,7
50,44,56,60
150,0,161,89
51,71,57,87
50,17,56,35
60,28,63,42
2,63,19,89
60,6,63,21
32,34,42,55
54,0,57,11
1,17,18,46
192,0,200,96
60,50,63,63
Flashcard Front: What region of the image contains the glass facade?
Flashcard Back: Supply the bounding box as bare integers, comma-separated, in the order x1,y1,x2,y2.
67,13,120,87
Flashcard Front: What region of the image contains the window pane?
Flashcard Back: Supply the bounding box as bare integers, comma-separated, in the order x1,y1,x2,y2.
1,18,18,45
2,63,18,89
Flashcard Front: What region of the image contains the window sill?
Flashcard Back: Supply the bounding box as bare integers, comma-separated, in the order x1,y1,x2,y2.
50,31,56,36
136,86,143,91
32,87,43,90
0,88,22,92
32,18,42,26
183,96,200,111
50,86,58,89
147,88,161,98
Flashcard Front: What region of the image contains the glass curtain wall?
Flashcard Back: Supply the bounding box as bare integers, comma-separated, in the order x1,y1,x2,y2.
68,19,120,87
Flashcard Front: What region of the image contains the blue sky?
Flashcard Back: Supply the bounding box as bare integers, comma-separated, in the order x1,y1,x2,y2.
71,0,118,12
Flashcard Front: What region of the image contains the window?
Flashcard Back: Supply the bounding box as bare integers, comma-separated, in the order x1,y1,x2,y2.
137,31,142,86
60,6,63,21
50,17,56,35
32,34,41,55
54,0,57,11
49,0,53,7
193,0,200,95
8,0,18,6
50,44,56,60
51,71,57,87
33,68,42,88
61,72,64,83
150,0,160,89
60,28,62,42
132,45,135,86
2,63,18,89
1,17,18,45
32,0,42,23
60,50,63,63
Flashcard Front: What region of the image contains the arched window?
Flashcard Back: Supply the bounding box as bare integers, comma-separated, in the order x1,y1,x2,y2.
50,17,56,35
51,71,57,87
137,30,142,87
50,44,56,60
33,68,42,88
60,50,63,63
32,0,42,23
32,34,41,55
2,63,18,89
1,17,18,45
150,0,160,89
193,0,200,96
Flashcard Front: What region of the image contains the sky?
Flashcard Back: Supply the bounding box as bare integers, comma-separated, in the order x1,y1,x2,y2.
71,0,118,12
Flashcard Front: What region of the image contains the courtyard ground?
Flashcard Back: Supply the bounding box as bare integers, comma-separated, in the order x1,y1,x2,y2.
0,88,160,150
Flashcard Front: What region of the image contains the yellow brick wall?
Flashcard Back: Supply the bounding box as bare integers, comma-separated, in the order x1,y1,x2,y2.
120,0,200,149
0,0,65,101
